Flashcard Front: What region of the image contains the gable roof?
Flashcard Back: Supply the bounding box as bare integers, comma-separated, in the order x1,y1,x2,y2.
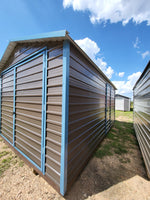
115,94,130,99
0,30,116,89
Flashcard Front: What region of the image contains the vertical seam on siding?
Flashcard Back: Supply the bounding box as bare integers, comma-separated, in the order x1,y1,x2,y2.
60,40,70,196
41,49,47,174
109,85,111,124
105,83,107,134
13,68,16,146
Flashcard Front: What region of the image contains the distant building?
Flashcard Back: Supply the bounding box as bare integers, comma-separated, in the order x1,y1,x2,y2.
115,94,130,111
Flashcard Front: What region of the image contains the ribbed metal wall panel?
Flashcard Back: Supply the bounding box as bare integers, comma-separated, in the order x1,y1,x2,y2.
111,87,115,124
67,44,115,188
106,85,111,132
133,65,150,178
45,45,63,186
4,44,45,71
15,54,43,167
1,69,14,143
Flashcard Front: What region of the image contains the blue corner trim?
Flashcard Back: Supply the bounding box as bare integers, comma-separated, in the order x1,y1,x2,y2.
10,30,67,42
41,49,47,174
13,68,16,146
105,83,107,134
60,40,70,196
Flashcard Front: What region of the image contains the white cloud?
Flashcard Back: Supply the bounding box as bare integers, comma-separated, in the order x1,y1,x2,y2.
133,37,140,49
63,0,150,25
75,37,114,79
141,50,150,59
118,72,125,77
112,71,141,98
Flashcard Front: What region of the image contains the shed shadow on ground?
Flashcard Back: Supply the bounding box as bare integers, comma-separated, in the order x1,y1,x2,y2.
65,120,147,200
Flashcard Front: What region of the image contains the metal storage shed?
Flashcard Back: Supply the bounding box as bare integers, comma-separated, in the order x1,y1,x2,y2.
115,94,130,111
0,30,116,195
133,61,150,179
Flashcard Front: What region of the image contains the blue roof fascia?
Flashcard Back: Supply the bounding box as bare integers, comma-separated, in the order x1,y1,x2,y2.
10,30,67,42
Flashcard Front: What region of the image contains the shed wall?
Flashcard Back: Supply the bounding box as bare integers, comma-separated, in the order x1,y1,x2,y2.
67,44,115,188
115,98,124,111
0,42,63,190
1,69,14,143
133,66,150,178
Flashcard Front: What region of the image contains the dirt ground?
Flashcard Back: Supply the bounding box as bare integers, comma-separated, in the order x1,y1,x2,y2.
0,113,150,200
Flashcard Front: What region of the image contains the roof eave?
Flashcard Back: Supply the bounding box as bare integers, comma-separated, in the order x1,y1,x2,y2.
66,34,117,90
133,60,150,90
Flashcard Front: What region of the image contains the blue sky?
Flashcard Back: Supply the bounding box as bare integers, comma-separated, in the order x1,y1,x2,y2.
0,0,150,98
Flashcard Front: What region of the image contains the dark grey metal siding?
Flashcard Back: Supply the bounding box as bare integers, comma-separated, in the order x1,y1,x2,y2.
67,44,115,188
1,69,14,143
15,54,43,167
45,45,63,186
133,64,150,178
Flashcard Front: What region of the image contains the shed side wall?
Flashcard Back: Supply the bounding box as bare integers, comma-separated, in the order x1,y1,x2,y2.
133,66,150,178
67,44,115,188
124,98,130,111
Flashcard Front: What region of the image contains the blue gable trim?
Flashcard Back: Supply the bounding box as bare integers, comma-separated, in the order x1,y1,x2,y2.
11,30,67,42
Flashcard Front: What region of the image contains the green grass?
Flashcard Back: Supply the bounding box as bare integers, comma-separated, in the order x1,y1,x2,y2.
0,151,9,158
0,142,24,176
130,101,133,111
95,111,137,159
0,156,13,176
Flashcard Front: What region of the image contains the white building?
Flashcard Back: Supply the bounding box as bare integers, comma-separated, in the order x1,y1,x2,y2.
115,94,130,111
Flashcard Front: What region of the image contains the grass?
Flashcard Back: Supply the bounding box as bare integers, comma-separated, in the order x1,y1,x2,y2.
0,140,24,176
95,111,138,159
0,151,9,158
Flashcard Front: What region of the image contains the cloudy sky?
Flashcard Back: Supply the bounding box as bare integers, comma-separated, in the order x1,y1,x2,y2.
0,0,150,98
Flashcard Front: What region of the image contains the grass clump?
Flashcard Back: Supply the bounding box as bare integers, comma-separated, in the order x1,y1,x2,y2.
0,141,24,176
0,151,9,158
0,156,13,176
95,111,137,159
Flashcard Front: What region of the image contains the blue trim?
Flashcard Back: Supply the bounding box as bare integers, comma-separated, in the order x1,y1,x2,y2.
11,30,67,42
41,49,47,174
105,83,107,134
110,85,112,121
13,68,16,146
60,40,70,196
1,47,47,75
0,48,48,173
